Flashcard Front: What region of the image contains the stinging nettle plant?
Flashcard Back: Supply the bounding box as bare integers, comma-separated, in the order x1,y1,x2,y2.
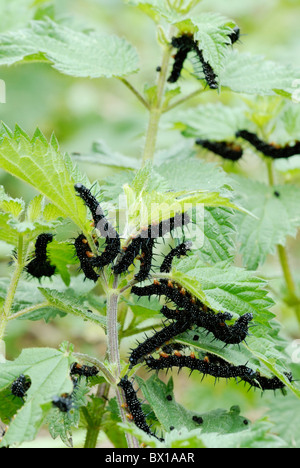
0,0,300,449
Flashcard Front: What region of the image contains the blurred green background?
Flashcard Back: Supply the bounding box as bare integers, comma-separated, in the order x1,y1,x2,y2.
0,0,300,448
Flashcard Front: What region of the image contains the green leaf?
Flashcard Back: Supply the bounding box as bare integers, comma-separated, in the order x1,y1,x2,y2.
38,288,107,329
0,0,50,33
230,176,300,270
175,13,235,75
170,256,275,337
220,51,300,96
0,124,88,230
0,18,139,78
0,347,73,447
73,140,140,170
172,103,247,140
124,0,202,23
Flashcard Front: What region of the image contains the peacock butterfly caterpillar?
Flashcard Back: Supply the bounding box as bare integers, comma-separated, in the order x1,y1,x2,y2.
160,241,192,273
144,353,256,382
195,139,244,162
228,26,241,45
11,374,31,400
74,234,99,282
236,130,300,159
52,394,73,413
128,319,192,368
113,236,143,275
118,375,164,442
113,212,191,276
168,34,218,89
25,233,56,280
74,183,120,267
134,238,155,282
70,362,99,379
132,280,253,345
168,34,195,83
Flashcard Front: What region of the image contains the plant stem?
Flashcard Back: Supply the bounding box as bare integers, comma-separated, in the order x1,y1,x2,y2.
277,244,299,303
163,86,205,113
265,159,300,316
142,41,174,164
83,382,110,449
0,236,24,340
118,78,150,110
106,278,139,448
7,302,49,321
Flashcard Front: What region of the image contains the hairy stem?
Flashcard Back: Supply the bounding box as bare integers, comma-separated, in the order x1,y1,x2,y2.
118,78,150,110
106,278,139,448
0,236,24,340
142,41,174,164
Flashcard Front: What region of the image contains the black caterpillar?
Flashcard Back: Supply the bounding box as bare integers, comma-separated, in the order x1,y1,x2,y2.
25,233,56,280
52,394,73,413
74,183,120,268
128,318,192,368
168,35,195,83
70,362,99,379
228,26,240,45
145,353,255,381
168,34,218,88
74,234,99,282
134,238,155,282
195,139,244,162
113,212,191,276
145,352,292,392
11,374,31,399
160,241,192,273
131,280,253,346
118,375,164,442
236,130,300,159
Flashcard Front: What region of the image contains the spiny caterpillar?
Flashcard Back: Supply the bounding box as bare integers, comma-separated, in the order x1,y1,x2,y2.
168,34,218,89
25,233,56,280
113,212,191,276
195,139,244,162
11,374,31,399
132,280,253,345
160,241,192,273
236,130,300,159
228,26,241,45
128,318,192,368
145,353,256,382
74,183,120,268
118,375,164,442
70,362,99,379
52,394,73,413
168,34,195,83
74,234,99,282
134,238,155,282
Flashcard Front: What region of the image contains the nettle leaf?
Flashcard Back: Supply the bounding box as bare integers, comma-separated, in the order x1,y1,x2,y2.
172,103,247,140
0,124,88,230
0,0,50,33
220,51,300,96
123,162,245,236
176,13,235,75
124,0,202,23
38,288,107,329
230,176,300,270
0,347,73,447
133,375,256,448
0,18,139,78
73,140,140,170
172,256,275,325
